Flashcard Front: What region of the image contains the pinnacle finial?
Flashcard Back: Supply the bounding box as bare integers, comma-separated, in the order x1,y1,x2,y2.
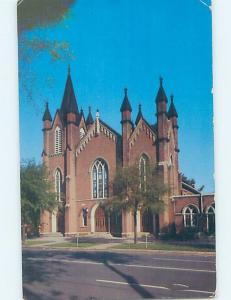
159,76,163,86
68,64,71,75
138,104,141,111
45,102,49,109
170,94,174,102
89,106,91,112
124,87,128,96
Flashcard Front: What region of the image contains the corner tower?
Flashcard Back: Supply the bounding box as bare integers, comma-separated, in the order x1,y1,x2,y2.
120,88,132,166
156,77,168,163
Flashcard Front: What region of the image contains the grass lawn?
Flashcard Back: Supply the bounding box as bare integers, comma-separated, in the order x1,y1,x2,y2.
24,240,53,246
50,242,96,248
113,242,215,252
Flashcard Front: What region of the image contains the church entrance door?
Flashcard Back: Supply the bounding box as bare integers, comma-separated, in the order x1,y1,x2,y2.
142,209,153,233
95,207,108,232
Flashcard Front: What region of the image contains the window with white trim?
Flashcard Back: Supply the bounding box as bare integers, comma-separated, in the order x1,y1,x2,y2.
92,159,108,199
183,205,199,227
55,169,62,202
55,126,62,154
139,154,149,191
206,203,215,233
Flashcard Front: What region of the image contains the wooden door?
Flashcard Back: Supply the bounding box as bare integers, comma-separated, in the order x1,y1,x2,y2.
95,207,108,232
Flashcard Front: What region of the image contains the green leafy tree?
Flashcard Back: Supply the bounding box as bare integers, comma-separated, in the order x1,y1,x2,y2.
102,163,168,244
20,160,57,239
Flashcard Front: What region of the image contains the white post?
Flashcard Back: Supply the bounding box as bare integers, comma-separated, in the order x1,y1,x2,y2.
76,233,79,248
145,233,148,249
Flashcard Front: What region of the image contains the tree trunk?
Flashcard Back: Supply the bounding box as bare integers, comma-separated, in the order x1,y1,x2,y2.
21,224,26,244
134,210,137,244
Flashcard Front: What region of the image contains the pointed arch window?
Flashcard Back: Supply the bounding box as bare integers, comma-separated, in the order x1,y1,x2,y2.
183,205,199,227
92,159,108,199
205,203,215,234
139,154,149,191
55,169,62,202
55,126,62,154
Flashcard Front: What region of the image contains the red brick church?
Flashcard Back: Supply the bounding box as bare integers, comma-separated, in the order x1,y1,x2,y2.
40,67,215,237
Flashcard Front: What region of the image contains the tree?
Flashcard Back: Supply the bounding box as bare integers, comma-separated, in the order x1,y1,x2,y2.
20,160,57,239
102,163,168,244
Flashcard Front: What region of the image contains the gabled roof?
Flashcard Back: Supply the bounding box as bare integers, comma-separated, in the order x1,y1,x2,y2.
86,107,94,126
100,119,121,137
182,181,200,195
42,102,52,121
155,77,167,103
135,104,143,125
60,66,79,120
120,88,132,112
168,94,178,118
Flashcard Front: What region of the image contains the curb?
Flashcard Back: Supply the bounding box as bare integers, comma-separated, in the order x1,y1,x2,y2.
22,245,215,256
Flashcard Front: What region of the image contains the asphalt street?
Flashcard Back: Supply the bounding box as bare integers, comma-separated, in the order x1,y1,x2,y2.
22,249,216,300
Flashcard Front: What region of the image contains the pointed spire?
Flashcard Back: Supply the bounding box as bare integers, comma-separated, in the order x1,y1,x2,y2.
156,76,167,103
168,94,178,118
42,102,52,121
68,64,71,75
86,106,94,126
120,88,132,112
135,104,143,125
60,64,79,120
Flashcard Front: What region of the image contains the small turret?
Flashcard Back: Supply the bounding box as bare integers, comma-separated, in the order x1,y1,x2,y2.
86,106,94,128
168,94,178,118
135,104,143,125
42,102,52,129
120,88,132,123
168,94,179,153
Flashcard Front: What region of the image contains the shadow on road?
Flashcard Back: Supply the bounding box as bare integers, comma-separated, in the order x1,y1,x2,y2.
23,249,156,299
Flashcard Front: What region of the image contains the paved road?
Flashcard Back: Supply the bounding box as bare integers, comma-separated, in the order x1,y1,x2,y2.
22,249,216,300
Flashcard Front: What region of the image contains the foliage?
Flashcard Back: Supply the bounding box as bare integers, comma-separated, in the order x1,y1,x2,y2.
17,0,76,33
102,163,168,243
181,173,196,188
20,160,57,236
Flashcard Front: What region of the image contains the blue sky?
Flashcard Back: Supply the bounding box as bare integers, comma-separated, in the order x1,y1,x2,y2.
19,0,214,192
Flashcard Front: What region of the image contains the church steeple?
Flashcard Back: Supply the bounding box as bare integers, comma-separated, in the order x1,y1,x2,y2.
86,106,94,126
135,104,143,125
168,94,178,118
60,65,79,122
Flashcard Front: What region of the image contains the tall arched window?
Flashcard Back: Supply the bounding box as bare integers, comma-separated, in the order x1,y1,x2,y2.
182,205,199,227
139,154,149,191
92,159,108,199
55,126,62,154
55,169,62,202
206,203,215,234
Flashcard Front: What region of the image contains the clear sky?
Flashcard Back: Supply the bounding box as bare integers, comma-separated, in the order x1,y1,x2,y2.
19,0,214,192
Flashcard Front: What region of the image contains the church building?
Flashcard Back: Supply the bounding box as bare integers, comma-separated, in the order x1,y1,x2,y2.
40,67,215,237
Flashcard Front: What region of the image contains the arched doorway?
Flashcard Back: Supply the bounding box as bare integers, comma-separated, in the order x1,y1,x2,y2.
110,210,122,237
141,209,153,233
95,206,108,232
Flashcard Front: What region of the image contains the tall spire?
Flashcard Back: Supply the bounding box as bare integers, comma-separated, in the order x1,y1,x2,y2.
168,94,178,118
120,88,132,112
155,76,167,103
135,104,143,125
60,64,79,121
42,102,52,122
86,106,94,126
